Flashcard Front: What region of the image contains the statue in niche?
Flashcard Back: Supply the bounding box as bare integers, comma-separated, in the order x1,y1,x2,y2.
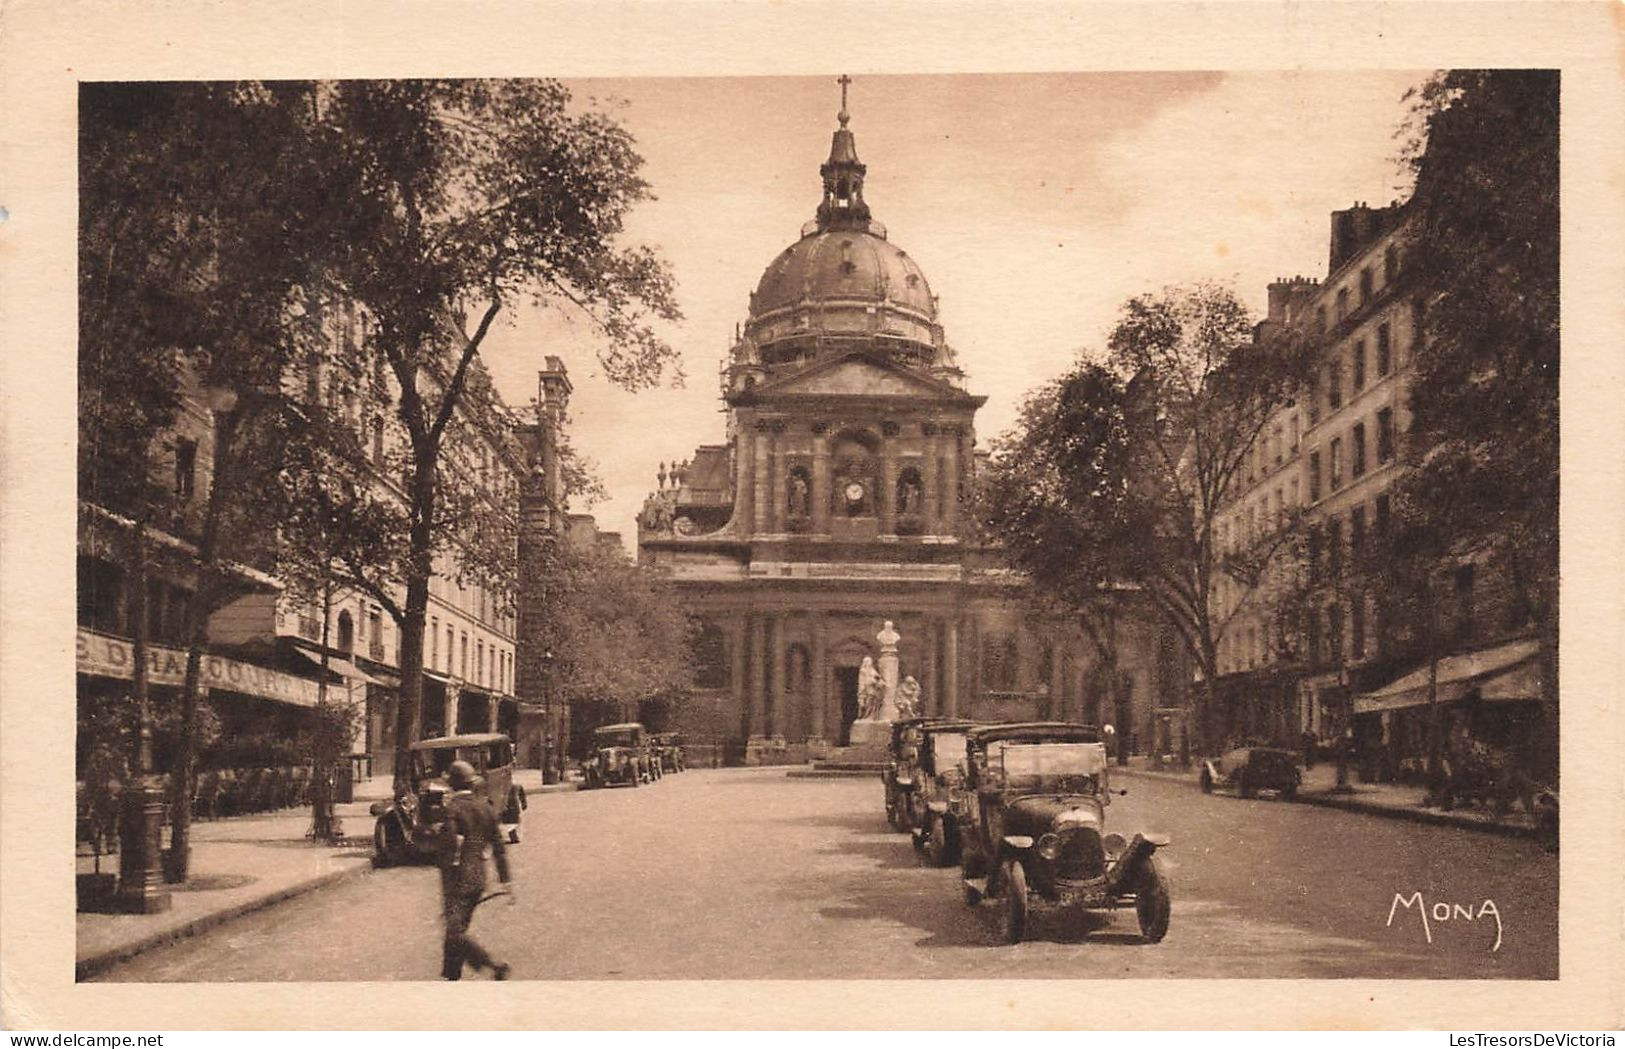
897,472,922,515
787,471,810,516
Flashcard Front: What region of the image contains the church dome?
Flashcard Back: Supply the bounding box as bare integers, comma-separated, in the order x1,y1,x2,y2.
751,229,936,324
735,81,946,371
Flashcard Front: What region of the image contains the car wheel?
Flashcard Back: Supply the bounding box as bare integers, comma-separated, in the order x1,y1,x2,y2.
1001,860,1029,944
924,816,951,868
628,769,640,788
1280,779,1298,801
372,820,393,867
1199,768,1213,794
375,818,409,868
900,794,918,835
884,790,900,830
1136,855,1172,943
1238,771,1256,799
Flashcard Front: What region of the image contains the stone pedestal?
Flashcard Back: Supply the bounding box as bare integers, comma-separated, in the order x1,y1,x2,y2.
847,620,904,749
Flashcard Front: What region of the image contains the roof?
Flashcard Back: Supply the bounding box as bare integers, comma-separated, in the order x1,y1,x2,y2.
409,733,511,750
967,722,1103,745
751,229,934,321
595,722,646,733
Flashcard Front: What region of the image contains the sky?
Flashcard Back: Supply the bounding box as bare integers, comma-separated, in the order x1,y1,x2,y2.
475,71,1429,551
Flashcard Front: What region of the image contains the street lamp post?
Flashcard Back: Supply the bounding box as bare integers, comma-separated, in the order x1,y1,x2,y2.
540,648,558,784
115,520,172,913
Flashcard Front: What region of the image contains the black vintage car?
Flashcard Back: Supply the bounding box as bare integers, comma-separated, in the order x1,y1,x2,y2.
371,733,527,866
907,719,980,867
959,722,1171,944
651,732,686,774
1200,745,1302,799
581,722,656,788
882,717,953,831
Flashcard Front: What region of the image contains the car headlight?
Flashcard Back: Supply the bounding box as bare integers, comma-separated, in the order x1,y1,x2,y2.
1036,833,1060,860
1102,832,1127,858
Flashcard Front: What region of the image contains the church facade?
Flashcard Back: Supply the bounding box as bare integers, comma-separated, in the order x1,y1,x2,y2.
637,86,1184,762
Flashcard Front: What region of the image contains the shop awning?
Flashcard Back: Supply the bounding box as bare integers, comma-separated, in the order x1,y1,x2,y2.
289,647,383,686
77,628,321,708
1354,638,1544,716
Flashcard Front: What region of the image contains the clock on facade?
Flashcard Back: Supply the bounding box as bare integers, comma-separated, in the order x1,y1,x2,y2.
844,481,866,505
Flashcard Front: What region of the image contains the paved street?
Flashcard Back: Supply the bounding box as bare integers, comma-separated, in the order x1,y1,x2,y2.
95,767,1557,981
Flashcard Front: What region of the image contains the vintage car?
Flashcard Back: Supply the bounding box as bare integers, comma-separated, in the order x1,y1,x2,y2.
371,733,527,867
906,718,980,867
883,717,951,831
1200,745,1302,799
581,722,656,788
651,732,686,774
959,722,1171,944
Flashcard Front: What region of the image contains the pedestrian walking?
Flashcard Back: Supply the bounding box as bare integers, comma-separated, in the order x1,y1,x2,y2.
438,759,514,981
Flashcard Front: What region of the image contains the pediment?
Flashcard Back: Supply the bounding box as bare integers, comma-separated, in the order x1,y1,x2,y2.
748,353,974,403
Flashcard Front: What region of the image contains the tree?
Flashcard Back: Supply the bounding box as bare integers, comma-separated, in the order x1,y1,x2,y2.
536,541,697,738
1390,70,1560,774
310,80,683,785
80,82,353,881
985,284,1310,753
980,365,1142,758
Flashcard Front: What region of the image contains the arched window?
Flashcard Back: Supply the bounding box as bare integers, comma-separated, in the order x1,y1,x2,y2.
336,611,354,654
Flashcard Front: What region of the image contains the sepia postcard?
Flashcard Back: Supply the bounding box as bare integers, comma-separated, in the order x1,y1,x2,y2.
2,0,1622,1033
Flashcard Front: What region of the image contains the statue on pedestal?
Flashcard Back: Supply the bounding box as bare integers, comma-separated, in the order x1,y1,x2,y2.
856,656,882,719
895,675,922,719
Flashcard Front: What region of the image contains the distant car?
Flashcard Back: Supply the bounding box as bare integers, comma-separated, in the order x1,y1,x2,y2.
959,722,1171,945
883,717,956,831
582,722,656,788
371,733,526,866
906,719,980,866
651,732,686,774
1201,746,1302,799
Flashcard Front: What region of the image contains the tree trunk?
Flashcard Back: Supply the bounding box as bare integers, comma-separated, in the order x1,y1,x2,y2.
391,456,436,792
167,412,236,883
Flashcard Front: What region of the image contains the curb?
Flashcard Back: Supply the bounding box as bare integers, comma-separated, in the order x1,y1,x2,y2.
786,768,882,779
76,860,376,981
1112,765,1538,840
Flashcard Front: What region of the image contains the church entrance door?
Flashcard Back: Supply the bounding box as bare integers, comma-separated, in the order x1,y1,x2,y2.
834,666,860,746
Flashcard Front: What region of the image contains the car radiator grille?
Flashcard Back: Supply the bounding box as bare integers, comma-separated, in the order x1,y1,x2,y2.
1054,827,1106,881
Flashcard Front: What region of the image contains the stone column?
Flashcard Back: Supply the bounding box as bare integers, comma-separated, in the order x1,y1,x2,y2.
735,423,755,535
921,425,941,535
880,453,898,536
768,616,786,738
921,619,939,716
811,424,832,535
811,615,828,743
730,616,748,738
769,425,787,535
1049,641,1065,720
748,614,767,738
944,617,960,718
942,425,961,533
489,692,500,734
752,423,771,535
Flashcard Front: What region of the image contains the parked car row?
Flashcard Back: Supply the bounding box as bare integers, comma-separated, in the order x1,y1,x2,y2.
883,717,1173,945
580,723,686,789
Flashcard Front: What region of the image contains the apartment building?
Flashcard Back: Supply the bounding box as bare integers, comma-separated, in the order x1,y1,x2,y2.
1209,202,1547,780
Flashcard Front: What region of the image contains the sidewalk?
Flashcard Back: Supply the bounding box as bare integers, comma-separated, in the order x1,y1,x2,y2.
76,771,580,979
1112,755,1541,838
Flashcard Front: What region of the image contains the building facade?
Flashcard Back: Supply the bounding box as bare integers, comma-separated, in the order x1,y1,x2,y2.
79,298,566,783
638,92,1182,762
1209,203,1550,780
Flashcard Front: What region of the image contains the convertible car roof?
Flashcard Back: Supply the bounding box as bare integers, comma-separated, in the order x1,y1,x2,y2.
916,719,981,733
596,722,646,732
967,722,1102,745
409,733,511,750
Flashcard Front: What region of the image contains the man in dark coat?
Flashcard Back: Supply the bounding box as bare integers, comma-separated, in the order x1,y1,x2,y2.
438,760,514,980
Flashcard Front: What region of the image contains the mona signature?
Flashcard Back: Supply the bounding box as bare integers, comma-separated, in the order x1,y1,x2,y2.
1387,892,1503,952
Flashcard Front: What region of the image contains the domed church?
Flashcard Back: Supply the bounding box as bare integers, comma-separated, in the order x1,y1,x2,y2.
638,79,1184,763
